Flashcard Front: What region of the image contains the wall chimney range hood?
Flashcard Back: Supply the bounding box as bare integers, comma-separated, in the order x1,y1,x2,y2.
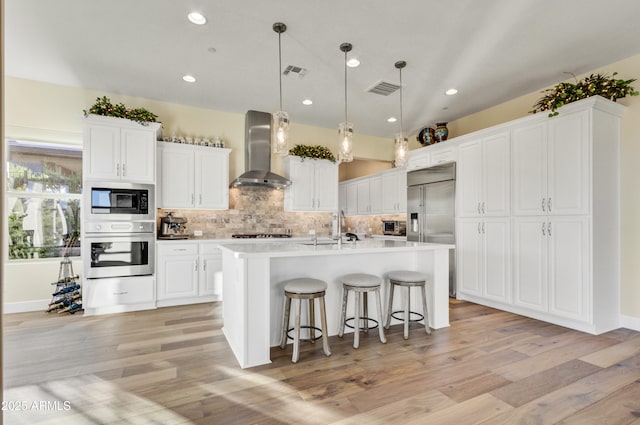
230,110,292,189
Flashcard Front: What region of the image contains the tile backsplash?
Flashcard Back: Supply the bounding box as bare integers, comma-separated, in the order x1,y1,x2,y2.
158,187,405,239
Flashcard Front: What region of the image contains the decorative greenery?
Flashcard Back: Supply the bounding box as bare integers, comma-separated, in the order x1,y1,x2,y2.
289,144,337,162
83,96,158,125
531,72,638,117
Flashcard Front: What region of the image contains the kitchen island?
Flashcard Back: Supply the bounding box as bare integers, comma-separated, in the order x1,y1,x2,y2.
219,239,454,368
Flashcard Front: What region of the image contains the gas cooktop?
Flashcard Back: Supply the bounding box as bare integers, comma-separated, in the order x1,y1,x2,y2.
231,233,292,239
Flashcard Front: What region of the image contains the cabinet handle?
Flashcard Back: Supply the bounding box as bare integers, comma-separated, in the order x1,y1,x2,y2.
542,198,546,212
478,222,481,234
547,197,552,212
203,261,207,271
113,291,128,295
477,202,481,214
192,194,195,205
482,201,486,215
482,222,485,234
116,163,120,176
317,199,320,209
122,163,126,176
548,222,552,236
195,259,198,271
542,222,546,236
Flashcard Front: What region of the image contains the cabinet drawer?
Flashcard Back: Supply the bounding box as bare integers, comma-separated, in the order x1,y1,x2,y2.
408,150,430,170
85,276,155,308
157,243,198,256
199,243,221,255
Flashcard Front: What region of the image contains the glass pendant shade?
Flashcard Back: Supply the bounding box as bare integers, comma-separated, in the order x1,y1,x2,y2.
394,133,409,167
272,110,289,155
338,122,354,162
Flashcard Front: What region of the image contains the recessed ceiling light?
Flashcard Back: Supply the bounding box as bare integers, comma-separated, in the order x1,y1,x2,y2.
187,12,207,25
347,58,360,68
302,99,313,105
182,75,196,83
387,117,397,123
445,88,458,95
208,47,217,54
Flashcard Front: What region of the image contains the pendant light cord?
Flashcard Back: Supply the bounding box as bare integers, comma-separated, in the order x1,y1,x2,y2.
399,66,403,136
278,32,283,112
344,50,348,124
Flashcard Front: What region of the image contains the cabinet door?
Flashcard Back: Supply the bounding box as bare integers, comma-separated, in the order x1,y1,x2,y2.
483,218,511,303
482,132,510,216
314,160,338,211
382,172,399,213
200,253,223,299
547,111,589,216
548,217,589,321
158,148,194,208
84,124,121,180
157,255,199,300
121,128,155,183
196,150,229,209
286,158,315,211
357,180,371,214
369,176,383,214
513,217,548,312
457,140,482,217
512,122,547,216
397,171,407,213
456,219,483,296
339,183,347,213
346,182,358,216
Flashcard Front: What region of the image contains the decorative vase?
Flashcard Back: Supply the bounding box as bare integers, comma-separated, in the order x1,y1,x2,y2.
418,127,436,146
434,122,449,142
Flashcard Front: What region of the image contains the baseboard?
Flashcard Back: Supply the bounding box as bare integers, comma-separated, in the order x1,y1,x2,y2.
620,314,640,332
3,299,49,314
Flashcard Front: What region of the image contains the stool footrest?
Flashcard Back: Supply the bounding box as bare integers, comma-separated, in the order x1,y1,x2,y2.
390,310,424,323
286,325,323,343
345,316,379,330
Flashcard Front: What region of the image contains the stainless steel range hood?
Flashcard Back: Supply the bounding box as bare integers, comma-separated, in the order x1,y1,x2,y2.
230,110,291,189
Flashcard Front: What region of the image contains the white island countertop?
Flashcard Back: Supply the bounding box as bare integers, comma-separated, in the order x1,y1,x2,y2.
218,239,453,258
219,238,454,368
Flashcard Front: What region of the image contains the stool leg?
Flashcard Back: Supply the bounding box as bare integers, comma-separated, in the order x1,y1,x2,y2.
421,284,431,335
375,288,386,343
338,286,348,338
385,281,395,329
293,298,302,363
280,295,291,349
363,293,369,333
353,292,361,349
309,298,316,343
319,295,331,356
403,286,410,340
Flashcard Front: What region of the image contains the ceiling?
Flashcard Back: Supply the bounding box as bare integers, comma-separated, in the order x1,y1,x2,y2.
6,0,640,139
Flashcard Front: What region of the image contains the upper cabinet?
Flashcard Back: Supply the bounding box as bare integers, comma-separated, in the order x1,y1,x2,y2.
408,143,457,171
457,132,510,218
382,169,407,214
157,143,231,209
512,110,589,216
284,156,339,212
340,168,407,216
83,115,161,183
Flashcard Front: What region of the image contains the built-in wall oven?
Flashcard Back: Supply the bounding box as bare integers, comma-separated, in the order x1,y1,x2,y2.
85,181,154,221
83,221,155,279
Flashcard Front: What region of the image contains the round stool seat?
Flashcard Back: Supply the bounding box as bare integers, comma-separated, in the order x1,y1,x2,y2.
341,273,382,288
388,270,428,284
283,278,327,294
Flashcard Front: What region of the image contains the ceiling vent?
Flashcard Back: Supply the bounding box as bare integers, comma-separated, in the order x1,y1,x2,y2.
283,65,308,78
367,80,401,96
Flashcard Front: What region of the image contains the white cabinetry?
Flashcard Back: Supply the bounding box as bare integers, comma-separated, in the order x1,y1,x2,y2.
83,115,161,183
157,143,231,209
408,143,457,171
157,242,222,307
456,96,625,334
382,170,407,214
284,156,338,212
83,275,156,316
457,132,510,217
356,178,382,214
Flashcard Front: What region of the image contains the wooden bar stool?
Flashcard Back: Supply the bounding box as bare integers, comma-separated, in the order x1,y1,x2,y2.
338,273,386,348
279,278,331,363
384,270,431,339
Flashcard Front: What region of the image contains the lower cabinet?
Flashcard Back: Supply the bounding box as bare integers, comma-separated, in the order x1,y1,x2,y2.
157,242,223,307
457,217,511,303
83,275,156,316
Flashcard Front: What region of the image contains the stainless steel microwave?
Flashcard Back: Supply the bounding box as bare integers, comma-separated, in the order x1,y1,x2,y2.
85,182,155,221
382,220,406,236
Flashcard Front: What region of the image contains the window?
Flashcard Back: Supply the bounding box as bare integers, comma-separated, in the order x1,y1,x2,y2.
6,140,82,260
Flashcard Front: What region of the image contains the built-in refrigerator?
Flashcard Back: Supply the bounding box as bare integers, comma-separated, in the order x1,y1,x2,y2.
407,162,456,296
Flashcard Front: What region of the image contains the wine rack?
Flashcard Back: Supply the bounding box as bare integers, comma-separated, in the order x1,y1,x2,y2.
47,258,82,314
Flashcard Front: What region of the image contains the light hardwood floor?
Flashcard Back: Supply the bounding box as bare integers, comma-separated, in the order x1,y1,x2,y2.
4,300,640,424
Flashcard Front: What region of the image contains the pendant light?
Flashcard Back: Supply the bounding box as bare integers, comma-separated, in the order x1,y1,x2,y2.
394,60,409,168
272,22,289,155
338,42,354,163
